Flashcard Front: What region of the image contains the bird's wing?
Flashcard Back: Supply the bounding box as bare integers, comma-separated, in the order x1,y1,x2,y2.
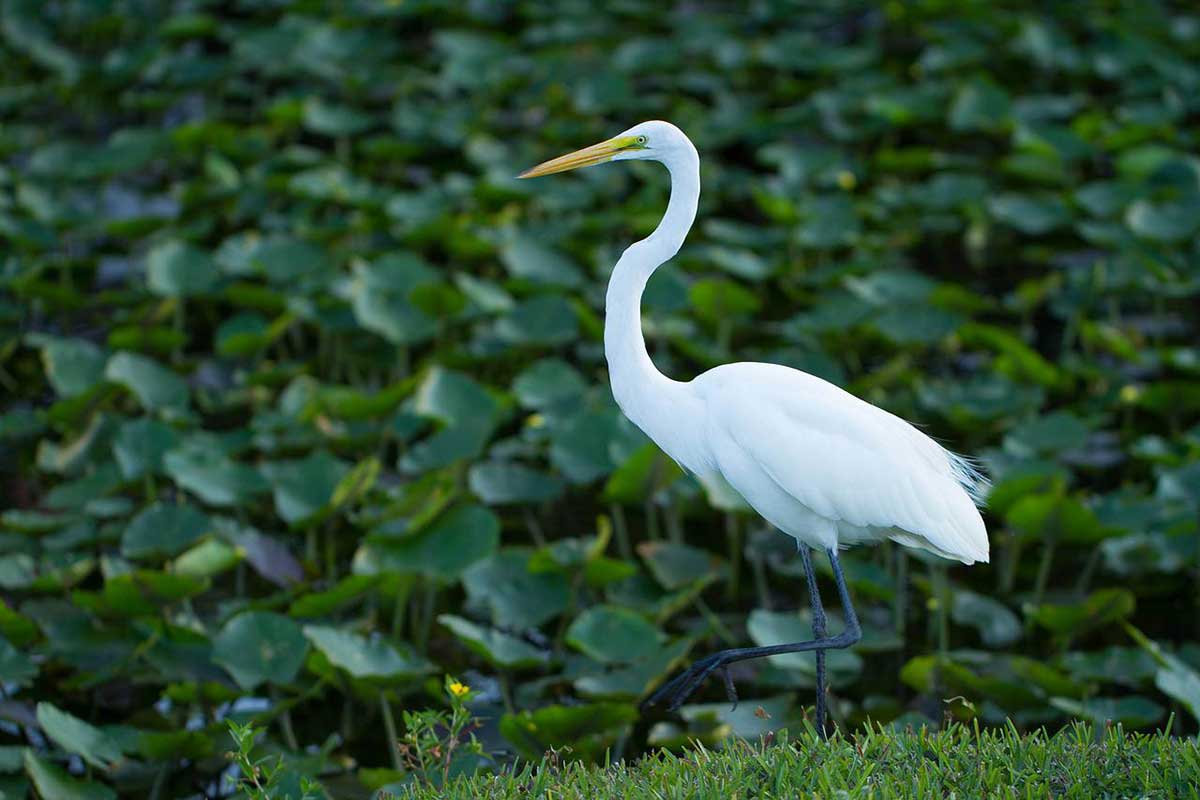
699,363,989,564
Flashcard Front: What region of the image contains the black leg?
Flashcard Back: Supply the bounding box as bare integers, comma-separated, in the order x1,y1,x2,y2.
643,547,861,713
800,546,828,736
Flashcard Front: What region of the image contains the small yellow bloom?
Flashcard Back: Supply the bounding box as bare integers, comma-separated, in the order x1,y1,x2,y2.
527,413,546,429
448,680,470,698
836,170,857,191
1119,384,1141,404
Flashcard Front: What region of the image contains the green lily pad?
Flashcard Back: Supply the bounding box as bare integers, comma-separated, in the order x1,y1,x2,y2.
463,550,570,629
215,312,269,357
164,439,268,507
1049,695,1163,728
797,195,860,248
604,444,684,505
1029,588,1136,637
303,625,430,680
251,235,331,284
289,574,379,617
27,334,106,397
439,614,548,669
1075,180,1136,217
23,750,116,800
948,78,1011,131
303,96,373,137
97,569,208,616
261,449,351,526
37,702,124,770
0,636,36,686
401,368,499,473
1004,411,1091,456
746,608,862,684
499,703,636,761
574,639,692,699
1126,626,1200,726
212,611,308,690
952,590,1021,648
500,232,584,288
172,538,242,578
1005,491,1109,543
104,352,190,413
638,541,720,590
1125,197,1200,242
495,294,579,346
1061,646,1157,688
512,359,587,409
468,461,564,504
411,367,497,426
678,694,797,741
45,462,122,511
566,605,664,664
113,418,180,479
0,555,36,590
549,410,624,484
145,240,217,296
121,502,210,560
354,503,499,581
689,278,761,321
987,193,1070,234
349,255,439,345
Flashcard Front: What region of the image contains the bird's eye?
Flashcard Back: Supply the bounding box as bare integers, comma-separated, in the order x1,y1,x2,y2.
636,135,647,145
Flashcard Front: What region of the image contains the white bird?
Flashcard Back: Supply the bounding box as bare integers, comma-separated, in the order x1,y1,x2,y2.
519,120,989,730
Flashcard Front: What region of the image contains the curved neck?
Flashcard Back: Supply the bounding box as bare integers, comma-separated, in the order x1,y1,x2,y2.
604,146,704,471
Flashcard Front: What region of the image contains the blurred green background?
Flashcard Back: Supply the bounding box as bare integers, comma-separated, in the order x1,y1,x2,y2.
2,0,1199,796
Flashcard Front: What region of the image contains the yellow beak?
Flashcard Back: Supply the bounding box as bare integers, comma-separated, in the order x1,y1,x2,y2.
517,136,640,179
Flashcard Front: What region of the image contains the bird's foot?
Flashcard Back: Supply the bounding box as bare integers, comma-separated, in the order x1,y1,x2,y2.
641,655,737,712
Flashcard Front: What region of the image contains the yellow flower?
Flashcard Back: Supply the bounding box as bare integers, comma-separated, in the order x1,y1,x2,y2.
448,680,470,699
836,170,857,191
1119,384,1141,404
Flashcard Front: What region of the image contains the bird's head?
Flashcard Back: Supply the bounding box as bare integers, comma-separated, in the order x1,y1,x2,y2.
518,120,691,179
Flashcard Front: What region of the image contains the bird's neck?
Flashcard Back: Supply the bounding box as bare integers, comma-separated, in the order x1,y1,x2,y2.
604,148,706,472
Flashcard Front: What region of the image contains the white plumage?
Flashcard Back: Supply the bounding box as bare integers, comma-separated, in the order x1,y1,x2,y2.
521,119,990,565
695,362,989,564
519,118,991,719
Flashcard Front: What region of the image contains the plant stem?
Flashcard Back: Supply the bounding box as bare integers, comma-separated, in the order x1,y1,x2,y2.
644,494,659,540
324,520,337,581
416,581,436,654
499,673,516,715
272,687,299,751
750,547,771,610
665,501,682,543
379,694,403,771
610,503,632,561
1001,533,1023,595
1032,539,1056,610
1073,548,1100,597
392,581,411,639
694,597,737,646
523,507,546,547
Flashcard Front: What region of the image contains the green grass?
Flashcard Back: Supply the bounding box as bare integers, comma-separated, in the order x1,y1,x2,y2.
404,723,1200,800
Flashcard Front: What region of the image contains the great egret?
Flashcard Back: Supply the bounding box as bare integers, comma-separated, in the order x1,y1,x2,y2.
519,120,989,732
